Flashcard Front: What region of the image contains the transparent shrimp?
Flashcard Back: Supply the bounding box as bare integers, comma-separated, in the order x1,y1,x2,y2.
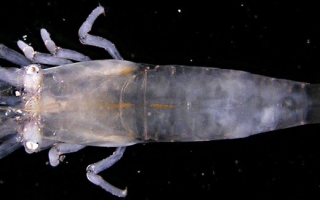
0,6,319,197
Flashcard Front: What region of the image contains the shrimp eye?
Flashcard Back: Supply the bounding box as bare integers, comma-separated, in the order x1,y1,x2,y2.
25,141,39,151
26,64,40,74
22,122,42,153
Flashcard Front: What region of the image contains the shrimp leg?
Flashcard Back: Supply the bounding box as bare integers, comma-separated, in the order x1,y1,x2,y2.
78,6,123,60
17,28,91,65
0,44,31,66
48,143,85,166
0,133,21,159
40,29,91,62
17,40,72,65
86,147,127,197
0,67,23,87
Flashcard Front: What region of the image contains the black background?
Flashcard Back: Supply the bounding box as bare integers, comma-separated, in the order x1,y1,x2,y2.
1,1,320,200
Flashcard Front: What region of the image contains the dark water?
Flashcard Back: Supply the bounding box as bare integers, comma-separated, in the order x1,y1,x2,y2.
1,1,320,199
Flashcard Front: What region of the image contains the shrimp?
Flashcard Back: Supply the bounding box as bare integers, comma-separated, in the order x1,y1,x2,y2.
0,5,319,198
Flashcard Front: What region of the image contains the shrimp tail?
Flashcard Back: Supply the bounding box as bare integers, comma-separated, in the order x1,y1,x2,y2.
305,84,320,124
138,66,311,142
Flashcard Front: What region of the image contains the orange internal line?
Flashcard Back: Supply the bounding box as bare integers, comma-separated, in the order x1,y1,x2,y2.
119,67,134,75
150,104,174,109
108,102,133,108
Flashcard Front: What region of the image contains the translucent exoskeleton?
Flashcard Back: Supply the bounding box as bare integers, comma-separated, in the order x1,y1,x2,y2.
0,6,319,197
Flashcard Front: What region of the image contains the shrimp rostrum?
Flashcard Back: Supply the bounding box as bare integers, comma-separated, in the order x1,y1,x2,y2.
0,6,319,197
